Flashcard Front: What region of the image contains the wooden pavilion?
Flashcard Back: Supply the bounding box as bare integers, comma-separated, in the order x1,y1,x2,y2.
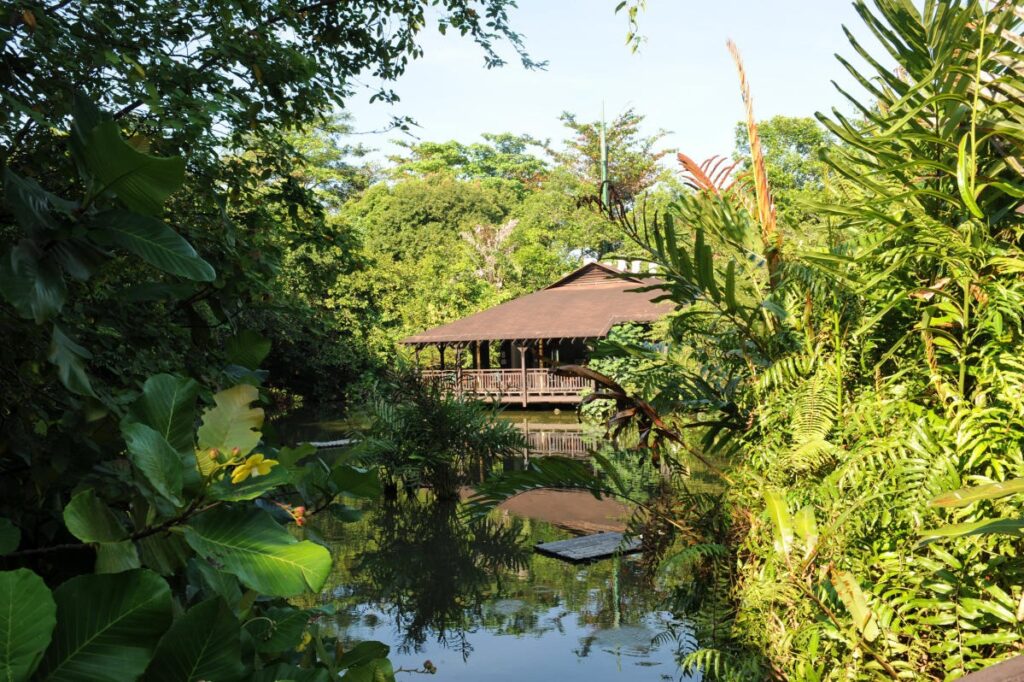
401,261,673,406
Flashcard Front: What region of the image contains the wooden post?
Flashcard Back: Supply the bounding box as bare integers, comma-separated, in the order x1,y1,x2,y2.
479,340,490,369
455,346,463,396
439,344,446,370
413,346,420,367
518,344,528,407
473,341,480,369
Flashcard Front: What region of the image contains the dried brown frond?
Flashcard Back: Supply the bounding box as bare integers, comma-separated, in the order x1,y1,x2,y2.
554,364,734,483
727,39,782,289
677,152,737,194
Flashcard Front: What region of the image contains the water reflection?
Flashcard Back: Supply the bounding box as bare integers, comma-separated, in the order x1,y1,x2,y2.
341,498,529,656
499,410,601,458
319,495,690,681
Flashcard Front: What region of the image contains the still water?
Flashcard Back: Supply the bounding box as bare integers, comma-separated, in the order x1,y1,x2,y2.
317,498,688,681
277,406,692,681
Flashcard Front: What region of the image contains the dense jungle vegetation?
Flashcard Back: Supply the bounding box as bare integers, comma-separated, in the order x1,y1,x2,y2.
2,0,1024,680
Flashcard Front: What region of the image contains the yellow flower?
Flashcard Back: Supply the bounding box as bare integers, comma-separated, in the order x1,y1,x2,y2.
295,631,313,652
230,454,278,484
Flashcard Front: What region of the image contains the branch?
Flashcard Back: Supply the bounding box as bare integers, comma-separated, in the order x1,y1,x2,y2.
553,365,735,484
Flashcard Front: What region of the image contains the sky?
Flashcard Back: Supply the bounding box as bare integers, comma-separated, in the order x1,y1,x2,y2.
344,1,880,165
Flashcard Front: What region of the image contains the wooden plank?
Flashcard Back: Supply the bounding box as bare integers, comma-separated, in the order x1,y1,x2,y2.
534,531,641,563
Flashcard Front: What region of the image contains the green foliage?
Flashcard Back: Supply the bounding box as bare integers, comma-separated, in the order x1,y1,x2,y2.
0,2,547,679
550,108,672,204
144,598,245,682
351,367,525,500
504,2,1024,679
0,569,56,682
732,116,837,235
184,507,331,597
37,571,170,681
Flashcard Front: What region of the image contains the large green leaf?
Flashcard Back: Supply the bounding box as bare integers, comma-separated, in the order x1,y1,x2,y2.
48,325,94,397
331,465,381,499
37,569,172,682
63,489,126,543
195,385,264,476
930,478,1024,508
95,541,142,574
337,641,390,670
122,422,184,506
130,374,199,455
341,657,395,682
0,518,20,555
793,506,818,559
80,120,185,216
0,243,66,324
143,598,245,682
0,569,56,682
922,518,1024,540
186,560,242,607
183,507,331,598
764,489,794,557
250,664,330,682
89,210,214,282
137,534,192,577
3,168,75,237
225,330,272,370
244,606,312,654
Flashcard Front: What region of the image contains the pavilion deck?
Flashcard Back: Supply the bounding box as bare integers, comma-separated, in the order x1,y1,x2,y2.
421,368,592,406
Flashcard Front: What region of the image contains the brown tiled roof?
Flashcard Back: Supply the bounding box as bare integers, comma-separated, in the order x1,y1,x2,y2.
401,262,674,345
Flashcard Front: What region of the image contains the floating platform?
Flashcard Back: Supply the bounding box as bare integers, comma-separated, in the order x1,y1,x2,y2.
534,531,641,563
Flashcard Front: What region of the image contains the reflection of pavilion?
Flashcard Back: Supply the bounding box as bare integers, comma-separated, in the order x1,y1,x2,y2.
515,420,594,458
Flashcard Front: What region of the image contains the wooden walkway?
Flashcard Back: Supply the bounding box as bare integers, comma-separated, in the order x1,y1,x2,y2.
534,531,641,563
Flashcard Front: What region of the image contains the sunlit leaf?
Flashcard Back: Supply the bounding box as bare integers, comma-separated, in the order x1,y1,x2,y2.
922,518,1024,540
196,384,264,475
930,478,1024,508
764,489,794,556
831,569,880,642
184,507,331,597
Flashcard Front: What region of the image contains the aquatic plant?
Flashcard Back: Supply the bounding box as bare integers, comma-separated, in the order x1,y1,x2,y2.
351,366,526,499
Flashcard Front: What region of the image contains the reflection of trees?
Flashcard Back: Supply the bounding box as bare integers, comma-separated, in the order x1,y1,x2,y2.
350,497,530,656
319,495,669,664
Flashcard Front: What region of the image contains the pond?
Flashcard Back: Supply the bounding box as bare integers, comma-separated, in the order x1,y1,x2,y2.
277,407,694,681
314,497,690,681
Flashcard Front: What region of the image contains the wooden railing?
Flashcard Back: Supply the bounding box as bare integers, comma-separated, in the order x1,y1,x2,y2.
420,368,591,405
521,427,591,458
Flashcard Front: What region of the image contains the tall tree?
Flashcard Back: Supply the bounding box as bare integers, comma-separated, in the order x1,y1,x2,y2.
388,133,547,190
549,108,672,203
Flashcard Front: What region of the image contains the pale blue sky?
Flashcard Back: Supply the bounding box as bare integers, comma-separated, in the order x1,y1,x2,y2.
345,1,881,164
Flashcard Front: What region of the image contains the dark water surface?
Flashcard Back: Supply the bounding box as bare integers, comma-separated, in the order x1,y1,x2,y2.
278,407,691,681
318,499,688,681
